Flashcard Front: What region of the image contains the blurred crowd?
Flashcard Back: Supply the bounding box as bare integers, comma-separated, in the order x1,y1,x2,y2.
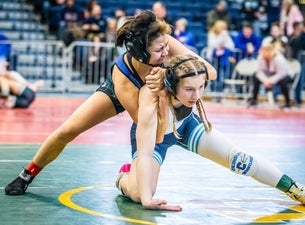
2,0,305,109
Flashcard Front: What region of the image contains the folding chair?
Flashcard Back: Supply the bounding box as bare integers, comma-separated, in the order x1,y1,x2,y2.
224,58,258,101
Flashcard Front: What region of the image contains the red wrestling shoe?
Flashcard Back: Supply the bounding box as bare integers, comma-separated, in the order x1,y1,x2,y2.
115,163,131,195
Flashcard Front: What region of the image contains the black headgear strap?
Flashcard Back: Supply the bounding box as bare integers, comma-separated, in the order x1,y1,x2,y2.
168,58,209,80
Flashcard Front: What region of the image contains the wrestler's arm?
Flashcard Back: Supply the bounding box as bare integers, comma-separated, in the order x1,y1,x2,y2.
136,86,158,204
113,66,140,124
136,86,182,211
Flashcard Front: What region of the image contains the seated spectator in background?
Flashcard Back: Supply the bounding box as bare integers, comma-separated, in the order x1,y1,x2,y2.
279,0,304,37
206,19,235,93
262,22,288,55
248,42,293,109
115,8,127,29
42,0,65,24
115,8,127,56
42,0,65,36
152,1,174,26
81,2,107,62
206,0,231,31
82,3,106,42
241,0,268,36
106,18,118,43
60,0,85,45
173,18,197,52
206,20,235,64
0,64,43,109
234,22,261,58
83,0,97,19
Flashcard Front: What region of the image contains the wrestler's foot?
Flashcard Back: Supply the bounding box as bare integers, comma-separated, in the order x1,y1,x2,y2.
5,169,33,195
115,163,131,195
287,182,305,205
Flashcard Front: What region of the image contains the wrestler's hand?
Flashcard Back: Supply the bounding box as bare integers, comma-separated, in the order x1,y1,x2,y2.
145,67,165,93
142,198,182,211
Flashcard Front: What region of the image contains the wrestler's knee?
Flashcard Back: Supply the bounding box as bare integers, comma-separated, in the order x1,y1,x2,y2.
54,123,80,143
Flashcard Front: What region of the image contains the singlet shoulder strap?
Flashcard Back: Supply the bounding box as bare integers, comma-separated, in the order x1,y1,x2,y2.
113,53,144,89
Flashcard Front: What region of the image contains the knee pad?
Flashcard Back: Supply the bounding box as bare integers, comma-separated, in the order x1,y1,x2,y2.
21,86,35,103
230,152,255,176
15,87,35,108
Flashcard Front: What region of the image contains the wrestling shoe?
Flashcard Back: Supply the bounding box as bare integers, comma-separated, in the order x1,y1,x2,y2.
115,163,131,195
5,169,33,195
286,182,305,205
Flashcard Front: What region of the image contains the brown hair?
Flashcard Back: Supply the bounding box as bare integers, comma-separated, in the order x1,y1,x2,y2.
209,20,228,35
115,10,171,49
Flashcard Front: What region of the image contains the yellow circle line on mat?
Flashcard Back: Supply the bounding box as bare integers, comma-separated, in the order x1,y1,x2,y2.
58,184,156,225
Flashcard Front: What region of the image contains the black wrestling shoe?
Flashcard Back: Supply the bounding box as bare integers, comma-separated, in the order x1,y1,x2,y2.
5,169,33,195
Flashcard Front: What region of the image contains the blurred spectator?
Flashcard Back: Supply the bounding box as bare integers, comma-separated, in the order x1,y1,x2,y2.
82,3,107,42
115,8,127,55
43,0,65,35
206,20,235,93
248,42,293,108
286,21,304,59
133,8,144,17
105,18,120,66
106,18,118,43
173,18,197,52
59,0,85,45
206,0,231,30
234,22,262,58
115,8,127,29
241,0,269,36
287,21,304,106
81,3,107,62
279,0,304,37
262,22,288,55
42,0,65,23
152,1,174,26
83,0,98,19
115,8,126,20
48,0,65,6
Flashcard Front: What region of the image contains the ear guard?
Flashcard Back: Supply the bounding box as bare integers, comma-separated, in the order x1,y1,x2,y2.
164,58,209,95
125,31,151,63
